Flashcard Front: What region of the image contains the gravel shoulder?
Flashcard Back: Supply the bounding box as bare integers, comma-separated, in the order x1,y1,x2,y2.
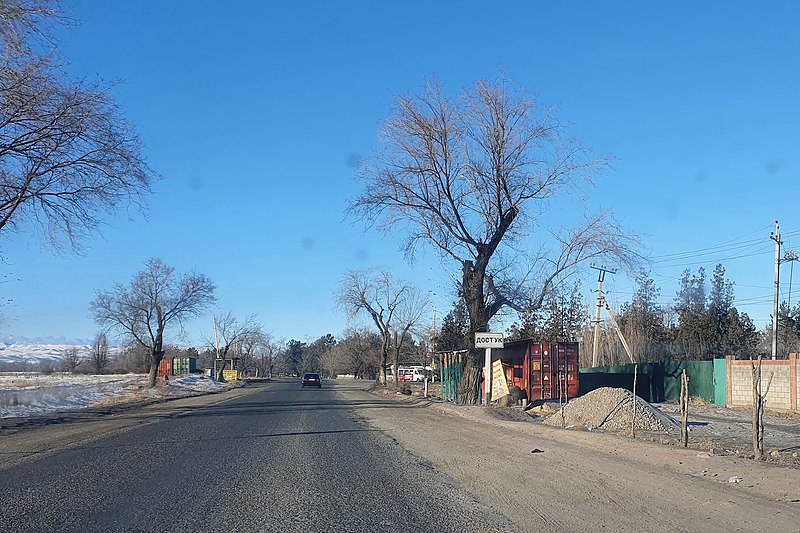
346,384,800,532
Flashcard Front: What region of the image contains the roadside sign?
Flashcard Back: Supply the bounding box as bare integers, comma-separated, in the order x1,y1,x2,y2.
475,332,504,349
490,359,510,401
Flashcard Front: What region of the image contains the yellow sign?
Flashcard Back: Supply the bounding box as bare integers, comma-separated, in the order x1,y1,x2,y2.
532,361,541,371
490,359,510,401
223,369,239,381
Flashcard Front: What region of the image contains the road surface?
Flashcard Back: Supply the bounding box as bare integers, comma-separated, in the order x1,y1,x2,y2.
2,378,799,532
0,379,513,532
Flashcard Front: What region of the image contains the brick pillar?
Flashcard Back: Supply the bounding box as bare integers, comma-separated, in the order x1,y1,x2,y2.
790,353,797,412
726,355,733,408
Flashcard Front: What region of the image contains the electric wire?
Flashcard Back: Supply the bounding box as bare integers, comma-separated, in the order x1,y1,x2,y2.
594,224,797,324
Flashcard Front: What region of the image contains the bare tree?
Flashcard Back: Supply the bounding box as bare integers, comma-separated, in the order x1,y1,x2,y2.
351,76,640,403
247,333,279,378
0,0,62,59
59,345,81,373
338,268,411,385
206,312,261,382
91,258,215,387
236,328,276,378
391,287,430,384
0,0,154,254
324,327,382,379
751,356,774,460
117,341,150,373
89,331,109,374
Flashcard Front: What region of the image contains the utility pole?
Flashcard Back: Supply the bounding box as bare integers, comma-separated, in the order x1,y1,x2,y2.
591,265,616,367
771,221,781,360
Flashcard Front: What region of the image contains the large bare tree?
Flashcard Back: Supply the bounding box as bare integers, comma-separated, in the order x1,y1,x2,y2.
91,258,215,387
351,77,640,403
338,268,414,385
0,0,154,254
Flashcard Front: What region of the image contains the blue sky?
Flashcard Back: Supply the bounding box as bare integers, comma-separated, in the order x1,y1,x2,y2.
2,1,799,346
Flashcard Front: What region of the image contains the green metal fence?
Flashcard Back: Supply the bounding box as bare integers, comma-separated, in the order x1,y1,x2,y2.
579,359,725,404
437,350,467,402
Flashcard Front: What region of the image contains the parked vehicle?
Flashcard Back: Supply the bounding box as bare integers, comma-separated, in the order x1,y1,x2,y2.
398,367,426,382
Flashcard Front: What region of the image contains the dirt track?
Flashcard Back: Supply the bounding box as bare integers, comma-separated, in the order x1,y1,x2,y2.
351,387,800,532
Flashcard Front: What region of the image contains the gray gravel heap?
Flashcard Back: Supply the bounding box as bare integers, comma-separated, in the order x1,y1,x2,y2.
544,387,679,433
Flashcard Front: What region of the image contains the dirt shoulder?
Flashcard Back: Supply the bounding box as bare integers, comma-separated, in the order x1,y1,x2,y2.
349,386,800,532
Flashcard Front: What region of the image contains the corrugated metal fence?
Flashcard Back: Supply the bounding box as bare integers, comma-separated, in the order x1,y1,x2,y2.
579,359,727,405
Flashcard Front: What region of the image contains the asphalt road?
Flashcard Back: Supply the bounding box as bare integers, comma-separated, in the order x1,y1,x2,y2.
0,379,515,532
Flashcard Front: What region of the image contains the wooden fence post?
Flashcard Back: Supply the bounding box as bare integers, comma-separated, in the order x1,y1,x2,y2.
680,369,689,447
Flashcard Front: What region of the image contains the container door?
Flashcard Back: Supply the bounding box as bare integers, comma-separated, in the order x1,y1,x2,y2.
541,343,553,399
554,343,579,401
529,343,543,400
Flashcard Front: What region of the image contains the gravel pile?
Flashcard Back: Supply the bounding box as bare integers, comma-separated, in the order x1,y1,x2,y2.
544,387,679,434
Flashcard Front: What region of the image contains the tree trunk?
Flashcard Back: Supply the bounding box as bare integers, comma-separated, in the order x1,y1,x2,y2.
457,258,490,404
147,360,158,387
148,349,164,387
215,359,227,382
215,345,231,382
378,330,390,386
147,330,165,387
752,356,762,460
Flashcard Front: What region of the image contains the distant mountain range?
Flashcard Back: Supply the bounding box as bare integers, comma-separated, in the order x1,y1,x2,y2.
0,341,125,368
2,335,93,346
0,343,89,366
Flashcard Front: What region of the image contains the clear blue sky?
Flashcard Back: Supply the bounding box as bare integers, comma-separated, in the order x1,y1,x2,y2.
2,1,799,346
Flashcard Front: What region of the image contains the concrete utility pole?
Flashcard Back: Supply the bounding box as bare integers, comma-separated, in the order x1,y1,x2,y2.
591,265,616,367
771,221,782,360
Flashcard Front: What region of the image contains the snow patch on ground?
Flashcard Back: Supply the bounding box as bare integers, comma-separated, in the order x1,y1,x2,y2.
0,373,229,419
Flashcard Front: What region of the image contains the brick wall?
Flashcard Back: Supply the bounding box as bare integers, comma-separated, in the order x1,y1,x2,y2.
793,353,798,412
726,354,798,412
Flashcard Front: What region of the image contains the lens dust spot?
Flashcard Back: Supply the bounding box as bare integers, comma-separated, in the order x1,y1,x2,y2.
189,176,205,191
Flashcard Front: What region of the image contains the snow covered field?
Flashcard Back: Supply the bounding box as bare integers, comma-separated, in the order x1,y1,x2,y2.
0,373,230,419
0,343,119,367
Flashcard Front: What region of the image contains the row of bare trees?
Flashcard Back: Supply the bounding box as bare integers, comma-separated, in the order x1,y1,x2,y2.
337,268,430,385
89,257,290,386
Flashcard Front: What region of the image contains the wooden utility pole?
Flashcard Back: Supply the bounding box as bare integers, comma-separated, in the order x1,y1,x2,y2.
591,265,616,367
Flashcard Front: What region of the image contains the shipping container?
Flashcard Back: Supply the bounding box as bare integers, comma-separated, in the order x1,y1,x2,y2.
157,358,173,377
172,356,197,375
491,340,579,403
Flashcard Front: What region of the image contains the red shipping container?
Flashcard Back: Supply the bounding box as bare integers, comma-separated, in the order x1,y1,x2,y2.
157,358,173,377
493,340,579,403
